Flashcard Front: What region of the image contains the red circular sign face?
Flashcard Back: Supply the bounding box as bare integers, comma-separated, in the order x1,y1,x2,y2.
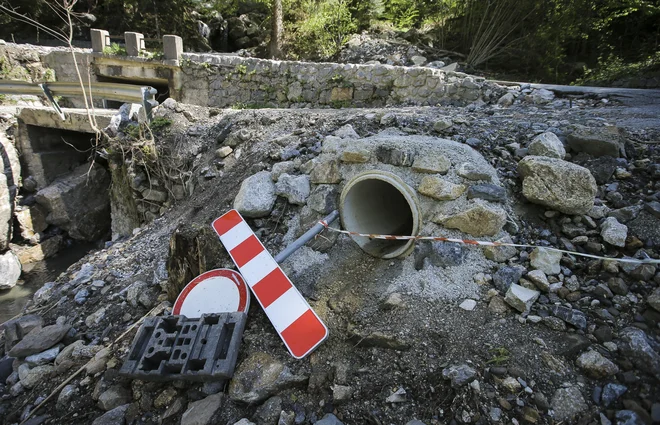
173,269,250,318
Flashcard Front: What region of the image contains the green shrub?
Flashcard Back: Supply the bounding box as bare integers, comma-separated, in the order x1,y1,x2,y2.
103,43,127,56
289,0,357,60
574,52,660,86
150,117,173,132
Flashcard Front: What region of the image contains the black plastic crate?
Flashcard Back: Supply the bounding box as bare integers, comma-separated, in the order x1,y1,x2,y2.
120,313,247,382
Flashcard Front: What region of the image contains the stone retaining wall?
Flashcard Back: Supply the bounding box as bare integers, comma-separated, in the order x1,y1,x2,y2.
2,43,506,109
179,53,505,108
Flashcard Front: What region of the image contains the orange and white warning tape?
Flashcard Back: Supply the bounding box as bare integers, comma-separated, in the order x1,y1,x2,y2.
318,221,660,265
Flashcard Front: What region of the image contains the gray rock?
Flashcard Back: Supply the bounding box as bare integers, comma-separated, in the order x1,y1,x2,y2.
1,173,12,251
98,385,132,411
332,385,353,403
567,125,621,157
126,280,148,308
543,316,567,331
483,235,517,262
429,242,467,267
465,138,483,148
91,404,129,425
576,350,619,378
609,206,641,223
457,162,491,181
57,384,79,410
271,161,296,181
615,410,644,425
74,288,89,305
527,269,550,292
467,184,506,202
531,88,555,104
601,217,627,247
530,247,562,275
411,154,451,174
375,145,415,166
411,55,427,66
86,307,106,328
648,288,660,312
442,364,476,387
334,124,359,139
3,315,43,353
252,395,281,424
551,387,587,422
497,92,515,107
601,383,627,407
618,327,660,380
142,189,168,202
228,352,307,403
19,364,54,388
310,158,341,184
528,132,566,159
0,250,21,290
26,346,60,366
644,201,660,218
518,156,597,215
35,162,111,241
232,420,256,425
340,147,371,163
234,171,277,218
418,176,466,200
216,146,233,158
551,305,587,330
275,174,310,205
307,185,338,214
504,284,540,313
314,414,344,425
459,299,477,311
9,323,71,358
434,204,506,237
433,118,453,131
493,266,524,292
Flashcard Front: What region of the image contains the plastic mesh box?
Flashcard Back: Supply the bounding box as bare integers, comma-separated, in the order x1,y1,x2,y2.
119,312,247,382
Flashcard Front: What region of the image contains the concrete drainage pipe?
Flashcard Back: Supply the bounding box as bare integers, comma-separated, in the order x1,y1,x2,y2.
340,170,422,259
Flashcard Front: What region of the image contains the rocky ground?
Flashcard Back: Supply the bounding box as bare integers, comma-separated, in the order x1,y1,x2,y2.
1,85,660,425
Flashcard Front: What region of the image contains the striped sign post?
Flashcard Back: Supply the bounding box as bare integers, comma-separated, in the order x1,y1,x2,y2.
212,209,329,359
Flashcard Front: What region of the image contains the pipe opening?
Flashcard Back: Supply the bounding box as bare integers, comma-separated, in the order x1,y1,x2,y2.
340,172,420,259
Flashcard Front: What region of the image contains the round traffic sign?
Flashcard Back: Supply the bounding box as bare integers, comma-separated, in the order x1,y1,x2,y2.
173,268,250,318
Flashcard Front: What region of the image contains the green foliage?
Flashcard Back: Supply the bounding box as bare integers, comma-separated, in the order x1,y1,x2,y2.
288,0,357,60
150,117,173,132
486,347,510,365
235,64,248,75
103,43,127,56
382,0,419,29
574,51,660,86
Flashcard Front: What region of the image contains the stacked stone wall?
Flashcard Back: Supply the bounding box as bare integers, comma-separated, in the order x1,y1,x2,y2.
179,53,505,108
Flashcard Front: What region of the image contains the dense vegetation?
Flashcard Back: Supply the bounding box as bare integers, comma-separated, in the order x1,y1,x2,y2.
0,0,658,84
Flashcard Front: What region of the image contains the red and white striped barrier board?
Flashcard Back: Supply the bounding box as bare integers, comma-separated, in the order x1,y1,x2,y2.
212,209,328,359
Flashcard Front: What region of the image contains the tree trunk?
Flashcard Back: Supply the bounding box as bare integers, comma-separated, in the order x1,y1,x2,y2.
270,0,283,58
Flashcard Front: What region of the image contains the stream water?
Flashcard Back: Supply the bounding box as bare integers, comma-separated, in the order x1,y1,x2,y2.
0,242,97,324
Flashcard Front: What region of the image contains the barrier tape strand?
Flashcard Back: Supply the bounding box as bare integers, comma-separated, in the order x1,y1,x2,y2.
318,221,660,265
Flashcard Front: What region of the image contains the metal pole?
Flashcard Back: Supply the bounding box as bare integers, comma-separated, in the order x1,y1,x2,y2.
274,210,339,263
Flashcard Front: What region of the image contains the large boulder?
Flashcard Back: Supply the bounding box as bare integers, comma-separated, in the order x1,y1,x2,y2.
0,250,21,290
233,171,276,218
35,162,111,241
8,322,71,358
1,134,20,249
566,125,621,157
0,173,11,250
527,132,565,159
518,156,597,215
434,204,506,237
